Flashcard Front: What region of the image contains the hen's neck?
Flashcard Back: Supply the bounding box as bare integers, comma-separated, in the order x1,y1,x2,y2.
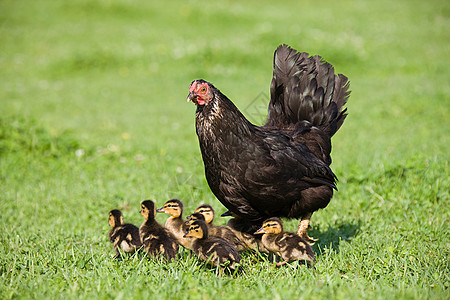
195,92,254,141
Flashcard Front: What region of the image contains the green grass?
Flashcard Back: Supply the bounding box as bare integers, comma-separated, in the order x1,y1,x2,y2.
0,0,449,299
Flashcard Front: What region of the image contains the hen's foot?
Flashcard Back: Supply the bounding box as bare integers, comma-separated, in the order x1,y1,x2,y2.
297,230,318,245
297,214,318,245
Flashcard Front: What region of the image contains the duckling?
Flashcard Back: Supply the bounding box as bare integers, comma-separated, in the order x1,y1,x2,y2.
108,209,142,258
186,208,245,252
254,217,315,267
139,200,179,262
221,210,257,234
156,199,191,249
194,204,215,224
185,212,206,227
184,220,242,274
192,204,263,252
221,210,268,252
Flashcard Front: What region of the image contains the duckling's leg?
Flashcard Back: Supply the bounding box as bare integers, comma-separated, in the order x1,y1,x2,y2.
275,261,287,268
217,267,224,278
113,246,122,259
297,213,318,245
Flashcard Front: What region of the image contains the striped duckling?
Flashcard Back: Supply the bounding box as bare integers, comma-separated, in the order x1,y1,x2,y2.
255,217,315,267
156,199,192,249
184,219,242,275
192,204,264,252
108,209,142,258
139,200,179,262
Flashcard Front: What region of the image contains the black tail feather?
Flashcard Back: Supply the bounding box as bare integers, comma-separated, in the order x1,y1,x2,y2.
266,44,350,137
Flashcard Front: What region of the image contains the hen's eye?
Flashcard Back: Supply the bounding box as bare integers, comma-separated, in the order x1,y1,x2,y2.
200,87,206,93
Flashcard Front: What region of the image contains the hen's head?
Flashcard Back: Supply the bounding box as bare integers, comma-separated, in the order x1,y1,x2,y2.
187,80,214,106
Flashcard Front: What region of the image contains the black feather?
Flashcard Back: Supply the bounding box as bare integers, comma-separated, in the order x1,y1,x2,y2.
190,44,350,234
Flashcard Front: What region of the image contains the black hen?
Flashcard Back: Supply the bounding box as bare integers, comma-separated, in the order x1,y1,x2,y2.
187,44,350,242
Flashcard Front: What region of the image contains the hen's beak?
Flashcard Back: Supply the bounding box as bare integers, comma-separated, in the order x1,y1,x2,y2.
187,92,197,104
156,207,165,213
254,227,266,235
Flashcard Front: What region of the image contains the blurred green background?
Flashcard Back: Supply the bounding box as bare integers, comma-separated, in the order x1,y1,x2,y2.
0,0,448,298
1,0,447,162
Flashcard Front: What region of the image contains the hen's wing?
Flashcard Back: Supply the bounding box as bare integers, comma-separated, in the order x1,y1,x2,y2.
217,129,336,219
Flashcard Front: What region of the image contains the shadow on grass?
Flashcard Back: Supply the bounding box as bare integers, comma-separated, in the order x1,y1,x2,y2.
312,220,362,255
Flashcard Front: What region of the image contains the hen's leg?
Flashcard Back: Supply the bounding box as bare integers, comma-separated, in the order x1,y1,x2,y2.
297,212,318,245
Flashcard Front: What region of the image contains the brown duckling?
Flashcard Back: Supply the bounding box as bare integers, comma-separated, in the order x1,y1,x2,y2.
221,210,257,233
184,220,242,274
139,200,179,262
192,204,263,252
185,212,206,227
156,199,191,249
221,210,268,252
194,204,215,224
255,217,315,267
108,209,142,258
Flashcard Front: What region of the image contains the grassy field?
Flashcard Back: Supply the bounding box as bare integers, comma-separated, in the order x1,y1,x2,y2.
0,0,449,299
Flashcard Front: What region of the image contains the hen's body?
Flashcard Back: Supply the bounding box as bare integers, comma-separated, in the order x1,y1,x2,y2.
188,44,350,239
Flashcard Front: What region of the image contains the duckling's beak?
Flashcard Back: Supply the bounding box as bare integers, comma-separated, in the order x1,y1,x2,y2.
183,232,191,238
185,215,192,223
156,207,165,213
254,227,266,235
221,211,232,217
